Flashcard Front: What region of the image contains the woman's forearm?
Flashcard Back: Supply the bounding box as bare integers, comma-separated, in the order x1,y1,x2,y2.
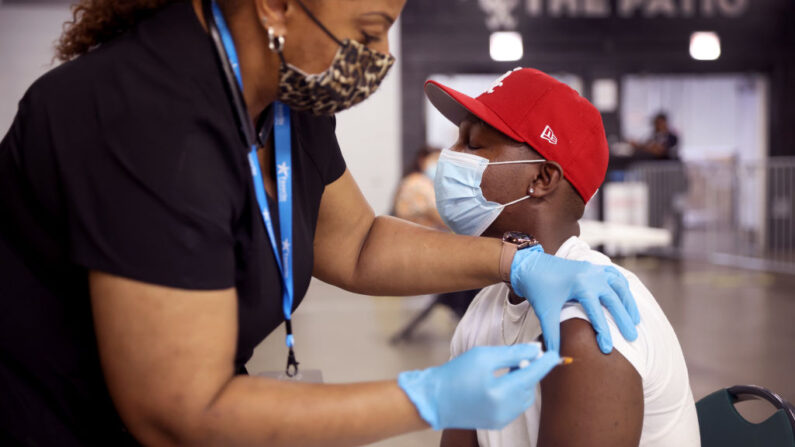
344,215,503,296
91,270,428,447
136,375,426,447
312,171,502,296
185,377,426,447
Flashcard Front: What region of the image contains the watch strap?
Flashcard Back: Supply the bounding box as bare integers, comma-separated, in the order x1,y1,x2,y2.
499,241,518,283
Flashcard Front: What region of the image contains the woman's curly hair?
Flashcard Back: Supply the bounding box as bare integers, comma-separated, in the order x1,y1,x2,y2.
56,0,180,61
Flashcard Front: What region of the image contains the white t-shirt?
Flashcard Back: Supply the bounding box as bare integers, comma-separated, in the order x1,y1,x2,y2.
450,236,700,447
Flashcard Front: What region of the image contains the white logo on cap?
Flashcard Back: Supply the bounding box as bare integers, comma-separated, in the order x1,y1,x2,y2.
486,67,522,94
541,125,558,145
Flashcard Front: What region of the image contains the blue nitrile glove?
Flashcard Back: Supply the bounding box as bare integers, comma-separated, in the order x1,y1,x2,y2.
510,245,641,354
397,343,560,430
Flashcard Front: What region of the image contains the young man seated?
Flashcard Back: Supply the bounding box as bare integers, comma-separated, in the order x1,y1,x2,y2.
426,68,700,447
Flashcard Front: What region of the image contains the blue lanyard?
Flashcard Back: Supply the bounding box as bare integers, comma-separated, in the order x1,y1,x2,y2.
210,2,298,375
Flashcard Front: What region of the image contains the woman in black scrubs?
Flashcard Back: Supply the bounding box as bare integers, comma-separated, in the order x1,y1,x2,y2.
0,0,640,445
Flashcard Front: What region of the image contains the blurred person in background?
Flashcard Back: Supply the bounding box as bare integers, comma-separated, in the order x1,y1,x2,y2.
630,112,680,161
630,111,688,248
394,145,446,230
0,0,641,445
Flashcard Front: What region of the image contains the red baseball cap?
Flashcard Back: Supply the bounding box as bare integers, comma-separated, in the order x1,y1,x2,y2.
425,67,608,203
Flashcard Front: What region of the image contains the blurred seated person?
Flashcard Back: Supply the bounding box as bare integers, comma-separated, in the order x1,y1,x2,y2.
394,146,446,230
629,112,680,161
425,69,700,447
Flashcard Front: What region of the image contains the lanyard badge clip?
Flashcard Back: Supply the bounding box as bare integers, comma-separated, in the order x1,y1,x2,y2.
284,320,300,377
286,347,300,377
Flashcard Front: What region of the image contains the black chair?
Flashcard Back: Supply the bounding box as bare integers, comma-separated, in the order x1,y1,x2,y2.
697,384,795,447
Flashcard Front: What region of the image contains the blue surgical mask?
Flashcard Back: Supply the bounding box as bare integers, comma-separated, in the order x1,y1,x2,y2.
434,149,545,236
424,161,438,181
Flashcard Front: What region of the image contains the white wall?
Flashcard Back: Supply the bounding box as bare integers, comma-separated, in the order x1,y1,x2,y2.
0,4,403,216
0,3,71,134
334,22,402,215
620,74,769,161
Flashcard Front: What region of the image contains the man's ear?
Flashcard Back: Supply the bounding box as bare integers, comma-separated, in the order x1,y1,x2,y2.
255,0,289,37
529,161,564,199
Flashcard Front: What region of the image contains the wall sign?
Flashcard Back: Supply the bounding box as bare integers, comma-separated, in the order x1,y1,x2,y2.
479,0,751,30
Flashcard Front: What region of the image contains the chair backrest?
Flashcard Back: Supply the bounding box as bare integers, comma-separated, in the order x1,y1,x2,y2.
697,385,795,447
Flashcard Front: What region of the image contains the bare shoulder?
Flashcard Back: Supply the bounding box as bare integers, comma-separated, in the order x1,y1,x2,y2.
537,318,643,447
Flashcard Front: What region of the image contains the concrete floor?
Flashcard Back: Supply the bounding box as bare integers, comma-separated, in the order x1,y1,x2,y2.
246,258,795,447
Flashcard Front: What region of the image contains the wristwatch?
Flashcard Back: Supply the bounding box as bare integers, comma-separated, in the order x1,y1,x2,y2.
499,231,541,283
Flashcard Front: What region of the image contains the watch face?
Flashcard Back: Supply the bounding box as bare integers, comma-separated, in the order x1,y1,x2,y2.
503,231,530,244
503,231,539,248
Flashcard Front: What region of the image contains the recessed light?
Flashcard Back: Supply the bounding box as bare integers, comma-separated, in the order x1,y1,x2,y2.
490,31,523,62
690,31,721,61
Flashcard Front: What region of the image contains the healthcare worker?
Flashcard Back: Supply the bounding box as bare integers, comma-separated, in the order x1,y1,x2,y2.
0,0,640,445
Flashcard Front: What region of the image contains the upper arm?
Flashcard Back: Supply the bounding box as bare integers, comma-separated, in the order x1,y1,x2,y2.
537,318,643,447
90,271,237,445
312,169,376,287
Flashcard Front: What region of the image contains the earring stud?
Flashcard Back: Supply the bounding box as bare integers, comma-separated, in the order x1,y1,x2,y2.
529,187,535,195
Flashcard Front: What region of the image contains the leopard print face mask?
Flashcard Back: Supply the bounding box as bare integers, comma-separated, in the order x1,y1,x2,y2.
273,0,396,116
277,40,395,116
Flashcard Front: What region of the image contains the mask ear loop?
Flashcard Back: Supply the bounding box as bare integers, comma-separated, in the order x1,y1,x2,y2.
500,194,531,207
293,0,345,46
486,160,546,204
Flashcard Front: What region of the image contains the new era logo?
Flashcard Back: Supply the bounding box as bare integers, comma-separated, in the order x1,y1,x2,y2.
540,125,558,145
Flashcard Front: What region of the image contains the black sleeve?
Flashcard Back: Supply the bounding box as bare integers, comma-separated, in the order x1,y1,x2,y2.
667,133,680,160
294,112,347,185
39,79,240,290
323,116,347,184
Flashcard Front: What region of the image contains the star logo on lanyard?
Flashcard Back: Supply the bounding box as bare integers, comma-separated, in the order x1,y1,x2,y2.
277,162,290,179
282,238,291,253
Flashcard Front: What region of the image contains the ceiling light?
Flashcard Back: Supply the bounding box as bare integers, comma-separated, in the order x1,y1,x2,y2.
490,31,523,62
690,31,721,61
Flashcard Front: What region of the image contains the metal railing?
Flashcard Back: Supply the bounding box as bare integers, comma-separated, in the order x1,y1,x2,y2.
620,157,795,274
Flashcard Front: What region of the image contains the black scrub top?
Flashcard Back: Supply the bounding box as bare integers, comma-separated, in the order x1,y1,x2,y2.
0,2,346,444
